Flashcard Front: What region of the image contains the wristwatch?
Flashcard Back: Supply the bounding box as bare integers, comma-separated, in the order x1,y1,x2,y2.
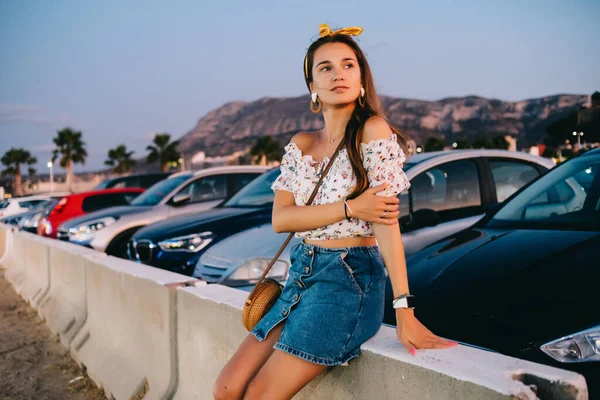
392,294,415,309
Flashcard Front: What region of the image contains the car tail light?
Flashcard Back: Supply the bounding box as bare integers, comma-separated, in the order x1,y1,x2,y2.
52,198,68,214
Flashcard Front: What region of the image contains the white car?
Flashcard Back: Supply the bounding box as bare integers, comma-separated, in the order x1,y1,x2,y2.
57,166,270,257
0,195,52,218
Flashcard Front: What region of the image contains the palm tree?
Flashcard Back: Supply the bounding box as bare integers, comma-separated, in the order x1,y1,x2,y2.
52,128,87,191
1,148,37,196
105,145,136,175
424,137,445,152
249,136,282,165
146,133,180,172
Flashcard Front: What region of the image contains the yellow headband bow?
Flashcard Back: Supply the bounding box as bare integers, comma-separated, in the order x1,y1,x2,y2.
304,24,364,79
318,23,364,38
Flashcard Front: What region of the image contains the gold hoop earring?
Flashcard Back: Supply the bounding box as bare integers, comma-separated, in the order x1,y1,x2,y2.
310,97,322,113
358,95,365,107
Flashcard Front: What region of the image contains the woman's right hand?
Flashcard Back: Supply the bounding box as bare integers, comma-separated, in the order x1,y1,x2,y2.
347,184,400,225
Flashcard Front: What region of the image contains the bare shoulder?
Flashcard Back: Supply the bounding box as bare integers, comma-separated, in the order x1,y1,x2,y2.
290,131,318,153
362,116,393,143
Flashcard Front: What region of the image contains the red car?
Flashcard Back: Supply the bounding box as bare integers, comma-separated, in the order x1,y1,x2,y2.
38,188,144,238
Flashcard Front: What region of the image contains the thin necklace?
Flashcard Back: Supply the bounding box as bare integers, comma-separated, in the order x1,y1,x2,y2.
328,132,343,143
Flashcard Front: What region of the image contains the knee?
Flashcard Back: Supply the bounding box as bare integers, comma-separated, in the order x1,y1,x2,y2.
213,377,244,400
242,377,266,400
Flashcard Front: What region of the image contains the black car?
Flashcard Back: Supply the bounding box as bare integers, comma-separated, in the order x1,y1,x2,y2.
94,172,172,190
384,149,600,395
128,168,280,275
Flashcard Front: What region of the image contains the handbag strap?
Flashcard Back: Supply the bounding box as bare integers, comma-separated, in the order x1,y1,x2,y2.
247,138,346,300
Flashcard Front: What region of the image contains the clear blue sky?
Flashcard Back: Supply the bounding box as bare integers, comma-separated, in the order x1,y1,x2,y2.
1,0,598,173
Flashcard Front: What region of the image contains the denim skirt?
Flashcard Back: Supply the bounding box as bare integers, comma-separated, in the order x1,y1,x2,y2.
250,241,387,366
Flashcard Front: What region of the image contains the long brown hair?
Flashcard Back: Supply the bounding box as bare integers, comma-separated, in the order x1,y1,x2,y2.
304,34,408,199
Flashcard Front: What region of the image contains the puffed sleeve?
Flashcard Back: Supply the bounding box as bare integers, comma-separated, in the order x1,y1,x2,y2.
271,143,301,193
362,133,411,197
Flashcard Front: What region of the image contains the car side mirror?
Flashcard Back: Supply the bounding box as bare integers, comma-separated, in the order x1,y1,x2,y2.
400,208,441,232
171,194,191,206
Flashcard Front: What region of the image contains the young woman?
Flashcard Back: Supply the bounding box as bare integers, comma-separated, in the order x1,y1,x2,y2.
214,24,457,399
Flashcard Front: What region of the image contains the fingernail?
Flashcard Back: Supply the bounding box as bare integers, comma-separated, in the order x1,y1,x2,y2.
410,349,416,355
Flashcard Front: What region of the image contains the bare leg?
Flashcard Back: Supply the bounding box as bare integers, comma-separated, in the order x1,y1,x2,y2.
213,324,284,400
243,350,329,400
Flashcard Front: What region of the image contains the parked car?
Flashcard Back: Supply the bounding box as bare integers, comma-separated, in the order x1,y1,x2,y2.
16,198,63,233
93,172,172,190
57,166,269,257
128,168,279,275
1,198,59,226
0,195,53,218
192,149,555,287
380,148,599,395
37,188,144,238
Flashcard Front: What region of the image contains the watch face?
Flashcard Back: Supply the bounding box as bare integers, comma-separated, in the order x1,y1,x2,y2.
407,296,416,308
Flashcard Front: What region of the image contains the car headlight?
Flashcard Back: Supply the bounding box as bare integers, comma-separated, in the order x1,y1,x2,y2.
541,325,600,363
68,217,118,242
227,258,289,283
19,213,42,228
41,218,53,235
157,232,213,253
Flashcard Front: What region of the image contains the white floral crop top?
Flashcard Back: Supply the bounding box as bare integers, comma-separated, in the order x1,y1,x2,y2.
271,133,411,240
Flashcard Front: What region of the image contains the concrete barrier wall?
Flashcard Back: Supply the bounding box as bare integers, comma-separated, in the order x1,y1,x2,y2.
3,230,32,294
176,285,589,400
1,228,590,400
0,223,8,259
38,239,102,346
69,255,196,400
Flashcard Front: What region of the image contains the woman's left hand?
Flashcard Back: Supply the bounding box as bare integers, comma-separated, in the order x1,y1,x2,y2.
395,309,458,355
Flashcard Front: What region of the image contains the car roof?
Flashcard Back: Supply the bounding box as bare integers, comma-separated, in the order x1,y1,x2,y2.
405,149,556,169
66,187,145,199
169,165,271,179
580,148,600,157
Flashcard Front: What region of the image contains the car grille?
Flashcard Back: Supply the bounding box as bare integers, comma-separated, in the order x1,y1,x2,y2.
131,240,155,264
196,263,229,283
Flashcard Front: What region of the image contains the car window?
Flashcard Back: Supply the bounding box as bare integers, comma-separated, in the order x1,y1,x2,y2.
18,200,45,209
131,174,191,206
82,193,136,212
224,169,278,208
490,160,541,202
490,157,600,230
176,175,227,203
411,159,481,218
230,173,259,195
0,202,9,209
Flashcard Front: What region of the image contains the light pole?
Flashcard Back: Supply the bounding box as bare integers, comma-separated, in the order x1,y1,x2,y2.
572,131,584,149
47,161,54,192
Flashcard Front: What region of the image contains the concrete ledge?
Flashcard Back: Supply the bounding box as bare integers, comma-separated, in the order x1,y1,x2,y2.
175,285,588,400
19,232,51,306
3,230,30,294
38,239,102,346
0,223,8,259
69,255,195,400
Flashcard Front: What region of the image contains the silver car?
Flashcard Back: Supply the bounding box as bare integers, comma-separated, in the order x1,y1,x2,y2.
193,149,556,288
57,165,269,257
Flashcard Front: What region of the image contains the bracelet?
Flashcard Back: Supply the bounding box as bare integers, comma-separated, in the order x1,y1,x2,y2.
343,198,353,220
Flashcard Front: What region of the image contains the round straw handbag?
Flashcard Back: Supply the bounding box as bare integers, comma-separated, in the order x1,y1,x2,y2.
242,278,283,331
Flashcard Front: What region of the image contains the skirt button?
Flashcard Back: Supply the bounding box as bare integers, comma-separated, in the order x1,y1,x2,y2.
304,266,310,274
307,249,313,256
282,309,289,316
293,294,299,302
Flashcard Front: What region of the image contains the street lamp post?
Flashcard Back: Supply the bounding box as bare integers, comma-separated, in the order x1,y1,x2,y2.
47,161,54,192
572,131,584,149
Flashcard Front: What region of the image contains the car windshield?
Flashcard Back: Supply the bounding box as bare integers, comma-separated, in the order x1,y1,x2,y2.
488,155,600,231
223,169,280,208
0,202,8,209
130,174,191,206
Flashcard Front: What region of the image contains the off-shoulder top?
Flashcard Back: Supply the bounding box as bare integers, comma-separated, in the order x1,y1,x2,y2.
271,133,410,240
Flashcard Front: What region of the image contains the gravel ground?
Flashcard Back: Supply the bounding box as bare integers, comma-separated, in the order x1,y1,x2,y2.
0,269,106,400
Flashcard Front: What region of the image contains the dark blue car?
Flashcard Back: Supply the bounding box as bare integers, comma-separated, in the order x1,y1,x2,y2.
384,149,600,395
128,168,279,275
